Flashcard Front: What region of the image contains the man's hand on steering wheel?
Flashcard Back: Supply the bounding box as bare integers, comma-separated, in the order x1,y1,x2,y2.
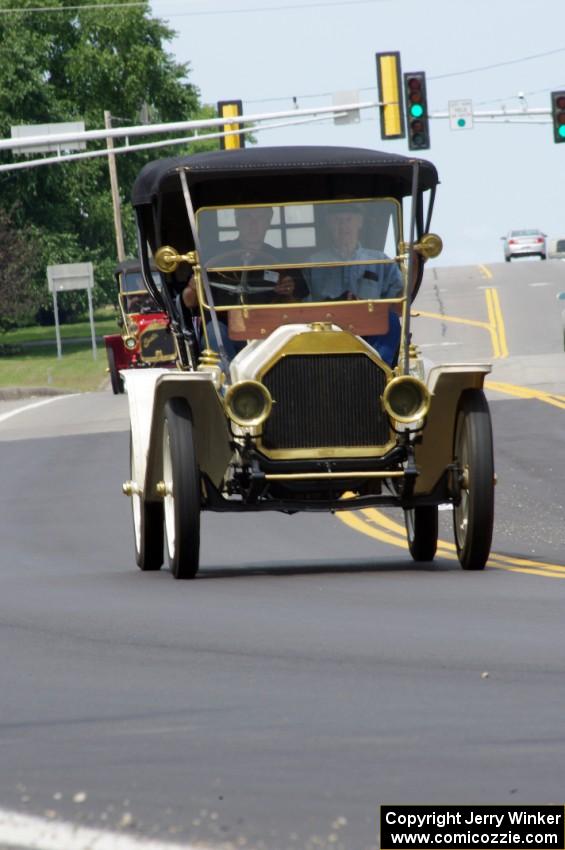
273,274,296,299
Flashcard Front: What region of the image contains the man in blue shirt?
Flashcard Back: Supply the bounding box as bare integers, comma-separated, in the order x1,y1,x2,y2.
307,203,403,365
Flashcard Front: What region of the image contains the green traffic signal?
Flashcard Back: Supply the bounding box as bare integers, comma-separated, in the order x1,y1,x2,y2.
551,90,565,144
403,71,430,150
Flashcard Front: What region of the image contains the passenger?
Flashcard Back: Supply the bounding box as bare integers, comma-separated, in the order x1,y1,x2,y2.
306,202,404,366
182,207,300,360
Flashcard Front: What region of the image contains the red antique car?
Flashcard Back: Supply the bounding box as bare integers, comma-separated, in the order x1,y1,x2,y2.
104,260,177,394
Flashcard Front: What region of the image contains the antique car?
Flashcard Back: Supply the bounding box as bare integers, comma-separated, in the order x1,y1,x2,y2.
122,146,495,579
104,259,177,394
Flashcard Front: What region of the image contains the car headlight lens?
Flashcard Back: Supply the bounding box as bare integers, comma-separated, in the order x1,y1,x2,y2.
124,336,137,350
225,380,272,427
382,376,430,423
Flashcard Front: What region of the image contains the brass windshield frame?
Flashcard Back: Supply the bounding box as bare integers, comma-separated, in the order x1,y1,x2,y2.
192,196,410,364
196,196,403,272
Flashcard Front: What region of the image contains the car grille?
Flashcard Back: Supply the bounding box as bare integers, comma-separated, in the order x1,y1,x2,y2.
261,353,390,451
139,326,176,363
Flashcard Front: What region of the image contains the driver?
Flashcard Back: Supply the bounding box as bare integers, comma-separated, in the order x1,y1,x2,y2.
182,207,302,360
306,202,404,366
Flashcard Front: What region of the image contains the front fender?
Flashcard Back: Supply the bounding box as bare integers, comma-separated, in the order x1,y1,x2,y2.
124,368,231,501
414,364,491,495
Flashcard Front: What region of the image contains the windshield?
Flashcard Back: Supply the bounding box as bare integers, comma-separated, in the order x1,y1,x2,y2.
121,271,162,314
122,270,161,292
195,199,403,309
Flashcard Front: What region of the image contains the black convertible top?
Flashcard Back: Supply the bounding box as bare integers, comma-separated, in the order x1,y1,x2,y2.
131,145,439,208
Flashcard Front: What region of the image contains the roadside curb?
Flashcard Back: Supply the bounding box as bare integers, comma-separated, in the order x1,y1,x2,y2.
0,387,76,401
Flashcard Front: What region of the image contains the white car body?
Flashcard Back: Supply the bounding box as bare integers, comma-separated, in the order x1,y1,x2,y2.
503,229,546,261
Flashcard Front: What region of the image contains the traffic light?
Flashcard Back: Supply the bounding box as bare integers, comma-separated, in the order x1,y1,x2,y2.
376,52,405,140
551,91,565,143
217,100,245,150
403,72,430,150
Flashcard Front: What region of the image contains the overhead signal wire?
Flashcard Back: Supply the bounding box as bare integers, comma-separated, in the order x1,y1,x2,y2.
0,1,147,11
3,2,564,116
0,0,387,15
246,47,565,108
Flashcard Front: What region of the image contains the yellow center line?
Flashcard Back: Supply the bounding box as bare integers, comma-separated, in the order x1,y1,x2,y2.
503,566,565,579
487,287,509,358
415,310,490,330
484,288,500,359
337,507,565,579
364,508,565,572
361,506,454,551
415,281,508,361
487,551,565,573
484,287,509,359
338,269,561,578
486,380,565,410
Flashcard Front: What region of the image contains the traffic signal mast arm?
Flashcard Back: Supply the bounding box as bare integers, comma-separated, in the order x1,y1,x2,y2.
0,101,380,173
0,101,379,155
430,107,551,121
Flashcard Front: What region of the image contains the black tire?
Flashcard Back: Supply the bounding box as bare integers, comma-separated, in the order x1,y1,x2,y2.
107,347,124,394
404,505,438,561
130,433,163,571
541,253,547,260
452,389,494,570
162,398,201,579
505,256,511,262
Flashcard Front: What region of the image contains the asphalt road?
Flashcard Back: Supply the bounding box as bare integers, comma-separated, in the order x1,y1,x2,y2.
1,259,565,850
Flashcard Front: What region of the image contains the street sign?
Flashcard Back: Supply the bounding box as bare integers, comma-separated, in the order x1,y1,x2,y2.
332,90,361,125
448,99,474,130
11,122,86,154
47,262,94,292
46,262,96,360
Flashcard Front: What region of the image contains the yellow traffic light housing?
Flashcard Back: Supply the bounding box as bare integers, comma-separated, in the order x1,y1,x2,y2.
217,100,245,150
376,52,405,140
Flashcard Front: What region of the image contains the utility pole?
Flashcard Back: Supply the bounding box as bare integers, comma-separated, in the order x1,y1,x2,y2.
104,110,125,262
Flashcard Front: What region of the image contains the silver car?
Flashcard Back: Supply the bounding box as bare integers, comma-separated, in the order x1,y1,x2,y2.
502,229,546,261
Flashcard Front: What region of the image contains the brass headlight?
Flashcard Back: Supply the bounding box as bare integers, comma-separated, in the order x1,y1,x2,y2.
124,336,137,350
225,380,272,427
382,376,430,423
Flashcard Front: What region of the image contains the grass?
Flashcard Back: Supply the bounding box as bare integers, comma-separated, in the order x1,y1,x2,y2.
0,309,119,392
0,342,110,392
1,315,119,345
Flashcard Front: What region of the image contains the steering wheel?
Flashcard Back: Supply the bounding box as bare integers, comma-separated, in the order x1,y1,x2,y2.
206,248,281,294
207,247,279,268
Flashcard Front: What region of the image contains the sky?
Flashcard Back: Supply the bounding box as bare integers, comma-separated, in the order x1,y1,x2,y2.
148,0,565,267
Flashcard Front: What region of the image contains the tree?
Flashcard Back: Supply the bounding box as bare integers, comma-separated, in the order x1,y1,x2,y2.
0,0,214,320
0,208,38,331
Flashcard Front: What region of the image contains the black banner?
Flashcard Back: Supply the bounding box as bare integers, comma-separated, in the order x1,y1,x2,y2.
380,805,565,849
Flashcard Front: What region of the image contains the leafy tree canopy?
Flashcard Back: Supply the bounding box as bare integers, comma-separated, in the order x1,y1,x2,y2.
0,0,213,321
0,207,38,331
